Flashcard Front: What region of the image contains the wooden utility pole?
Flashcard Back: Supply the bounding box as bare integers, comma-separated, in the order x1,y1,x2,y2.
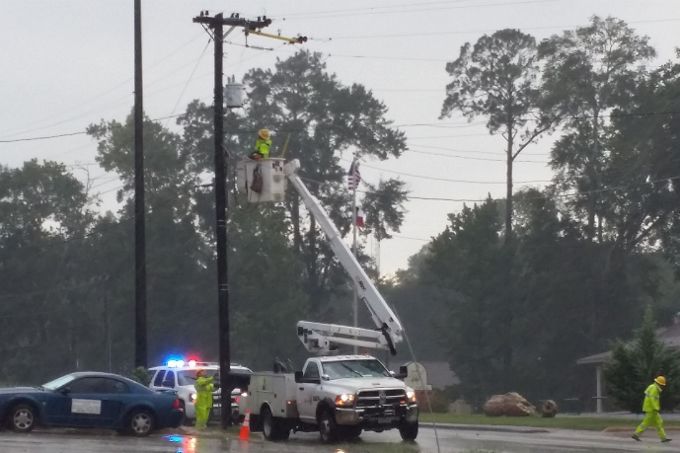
133,0,147,369
192,11,272,430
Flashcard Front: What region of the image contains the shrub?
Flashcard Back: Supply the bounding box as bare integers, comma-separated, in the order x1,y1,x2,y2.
604,306,680,412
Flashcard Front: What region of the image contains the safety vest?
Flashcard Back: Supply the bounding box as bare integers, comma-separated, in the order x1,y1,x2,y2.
254,138,272,158
642,383,661,412
195,376,214,407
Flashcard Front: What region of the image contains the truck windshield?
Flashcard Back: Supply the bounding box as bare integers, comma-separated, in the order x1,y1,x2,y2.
322,360,390,379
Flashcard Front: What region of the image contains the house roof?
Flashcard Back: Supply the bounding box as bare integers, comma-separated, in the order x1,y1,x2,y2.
577,322,680,366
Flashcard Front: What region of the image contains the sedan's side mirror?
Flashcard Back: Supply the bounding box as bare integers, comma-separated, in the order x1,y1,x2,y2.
59,387,71,395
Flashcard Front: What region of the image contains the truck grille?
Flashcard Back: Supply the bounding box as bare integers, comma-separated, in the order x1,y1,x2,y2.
356,388,406,408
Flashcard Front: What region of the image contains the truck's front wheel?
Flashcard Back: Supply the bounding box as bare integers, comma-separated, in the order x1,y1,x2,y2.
318,408,338,443
399,421,419,441
262,406,289,441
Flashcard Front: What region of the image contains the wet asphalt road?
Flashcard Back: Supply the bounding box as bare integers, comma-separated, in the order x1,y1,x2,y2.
0,426,677,452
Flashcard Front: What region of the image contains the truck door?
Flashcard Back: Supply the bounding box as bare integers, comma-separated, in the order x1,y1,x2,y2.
296,361,321,422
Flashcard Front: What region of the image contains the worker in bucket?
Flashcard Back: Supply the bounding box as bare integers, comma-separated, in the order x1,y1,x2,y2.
194,369,214,430
249,128,272,160
632,375,672,443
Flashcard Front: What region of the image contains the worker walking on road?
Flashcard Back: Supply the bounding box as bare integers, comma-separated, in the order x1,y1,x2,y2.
194,369,214,430
249,128,272,160
632,375,672,443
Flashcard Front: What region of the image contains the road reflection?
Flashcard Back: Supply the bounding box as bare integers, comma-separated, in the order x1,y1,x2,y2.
164,434,198,453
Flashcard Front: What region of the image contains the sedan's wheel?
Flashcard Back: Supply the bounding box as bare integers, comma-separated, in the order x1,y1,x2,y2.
10,404,36,433
318,409,338,443
127,409,154,437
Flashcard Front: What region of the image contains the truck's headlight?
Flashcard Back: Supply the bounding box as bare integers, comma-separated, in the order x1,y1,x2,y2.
190,393,197,402
334,393,355,406
406,390,417,403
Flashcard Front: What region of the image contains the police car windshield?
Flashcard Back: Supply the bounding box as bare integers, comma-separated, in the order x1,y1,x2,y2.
177,370,217,386
42,374,77,390
322,360,390,379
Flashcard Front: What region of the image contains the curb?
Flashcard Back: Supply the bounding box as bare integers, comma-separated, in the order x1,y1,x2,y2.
421,423,548,434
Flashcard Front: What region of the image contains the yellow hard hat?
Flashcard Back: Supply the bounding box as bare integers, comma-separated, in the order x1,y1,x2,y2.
258,128,271,140
655,376,667,386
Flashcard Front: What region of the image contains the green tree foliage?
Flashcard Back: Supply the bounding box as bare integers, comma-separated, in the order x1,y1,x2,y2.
441,29,557,241
607,53,680,265
179,50,408,328
0,160,98,382
604,307,680,412
361,179,408,241
539,16,656,242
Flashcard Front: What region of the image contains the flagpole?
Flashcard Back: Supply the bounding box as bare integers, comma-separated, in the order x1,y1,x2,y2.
352,182,358,355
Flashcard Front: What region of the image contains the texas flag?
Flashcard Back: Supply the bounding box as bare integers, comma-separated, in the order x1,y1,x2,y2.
355,207,365,228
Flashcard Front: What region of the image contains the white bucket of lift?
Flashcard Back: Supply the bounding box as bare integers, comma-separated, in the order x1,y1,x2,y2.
225,82,245,108
236,158,286,203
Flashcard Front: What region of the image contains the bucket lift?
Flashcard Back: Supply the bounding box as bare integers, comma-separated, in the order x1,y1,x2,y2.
237,158,404,355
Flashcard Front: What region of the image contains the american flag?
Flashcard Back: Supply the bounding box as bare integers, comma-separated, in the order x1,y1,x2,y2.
347,159,361,191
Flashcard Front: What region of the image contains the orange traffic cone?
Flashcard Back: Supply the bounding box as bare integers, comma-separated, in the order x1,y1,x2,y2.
239,410,251,441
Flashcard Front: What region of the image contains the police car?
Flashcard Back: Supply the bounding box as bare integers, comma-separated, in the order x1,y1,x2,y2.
148,359,252,424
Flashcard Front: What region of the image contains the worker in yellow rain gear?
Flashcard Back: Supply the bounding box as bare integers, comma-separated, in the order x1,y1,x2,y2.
632,375,672,443
249,128,272,160
194,369,214,430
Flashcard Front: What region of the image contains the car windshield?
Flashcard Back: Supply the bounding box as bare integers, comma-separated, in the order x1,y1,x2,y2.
322,359,390,379
177,370,218,386
42,374,77,391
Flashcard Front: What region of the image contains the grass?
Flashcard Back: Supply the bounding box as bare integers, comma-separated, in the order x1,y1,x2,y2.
419,413,680,431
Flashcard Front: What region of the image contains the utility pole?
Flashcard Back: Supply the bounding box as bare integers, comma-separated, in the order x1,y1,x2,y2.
192,11,272,430
352,184,358,354
133,0,147,369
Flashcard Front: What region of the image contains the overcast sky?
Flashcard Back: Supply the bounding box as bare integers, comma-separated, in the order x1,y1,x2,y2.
2,0,679,275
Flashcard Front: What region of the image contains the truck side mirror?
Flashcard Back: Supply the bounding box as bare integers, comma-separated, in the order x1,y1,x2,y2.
395,366,408,380
294,371,303,383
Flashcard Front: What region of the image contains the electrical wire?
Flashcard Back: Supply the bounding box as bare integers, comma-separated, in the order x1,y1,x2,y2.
278,0,556,21
357,160,551,185
331,17,680,40
406,149,548,163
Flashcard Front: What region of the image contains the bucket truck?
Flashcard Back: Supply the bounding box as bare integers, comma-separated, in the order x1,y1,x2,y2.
236,158,418,443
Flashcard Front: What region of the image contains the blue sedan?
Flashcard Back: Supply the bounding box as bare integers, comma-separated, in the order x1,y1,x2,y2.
0,371,183,436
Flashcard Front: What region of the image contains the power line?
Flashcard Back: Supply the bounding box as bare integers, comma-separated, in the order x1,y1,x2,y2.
392,234,431,242
409,143,544,156
278,0,558,21
0,131,87,143
327,54,448,63
358,160,551,185
406,148,548,163
330,17,680,40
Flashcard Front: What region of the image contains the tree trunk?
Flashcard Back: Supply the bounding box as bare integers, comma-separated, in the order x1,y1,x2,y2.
505,124,514,244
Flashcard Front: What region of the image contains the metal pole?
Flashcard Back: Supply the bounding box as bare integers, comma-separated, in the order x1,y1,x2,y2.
595,365,603,414
352,186,358,354
133,0,147,369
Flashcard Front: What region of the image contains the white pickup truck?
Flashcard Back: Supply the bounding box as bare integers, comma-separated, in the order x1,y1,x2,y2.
241,354,418,443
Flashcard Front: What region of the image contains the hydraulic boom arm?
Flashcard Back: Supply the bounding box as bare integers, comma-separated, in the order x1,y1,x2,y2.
284,160,404,355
